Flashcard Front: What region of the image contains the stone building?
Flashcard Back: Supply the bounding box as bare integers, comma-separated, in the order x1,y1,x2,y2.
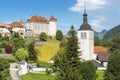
0,23,10,36
23,15,57,37
7,15,57,38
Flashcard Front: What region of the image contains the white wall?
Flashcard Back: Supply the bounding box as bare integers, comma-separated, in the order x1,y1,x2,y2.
24,22,49,35
103,62,108,67
0,27,10,36
77,30,94,60
19,62,28,75
12,27,25,32
48,21,57,37
24,21,56,37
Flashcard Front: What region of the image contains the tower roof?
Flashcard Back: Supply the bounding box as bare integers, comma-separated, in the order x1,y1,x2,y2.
78,0,93,31
49,15,57,21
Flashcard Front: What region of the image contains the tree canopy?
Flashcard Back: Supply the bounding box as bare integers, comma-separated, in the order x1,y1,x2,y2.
39,32,47,41
105,50,120,80
56,30,63,41
59,38,67,48
12,32,26,51
0,58,10,80
80,61,96,80
15,48,29,61
28,41,37,61
54,25,82,80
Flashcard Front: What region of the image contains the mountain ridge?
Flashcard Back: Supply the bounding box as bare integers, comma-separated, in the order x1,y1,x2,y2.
104,25,120,40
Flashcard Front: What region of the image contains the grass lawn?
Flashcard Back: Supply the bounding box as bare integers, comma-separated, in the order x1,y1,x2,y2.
21,73,55,80
21,70,104,80
96,70,104,80
36,61,53,67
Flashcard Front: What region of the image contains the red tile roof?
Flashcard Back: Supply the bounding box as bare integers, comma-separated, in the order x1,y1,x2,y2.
10,22,23,27
28,16,49,24
0,23,11,28
94,46,107,53
0,23,5,27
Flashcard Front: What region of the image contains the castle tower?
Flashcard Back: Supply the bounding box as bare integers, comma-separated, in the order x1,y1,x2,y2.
77,1,94,60
49,15,57,37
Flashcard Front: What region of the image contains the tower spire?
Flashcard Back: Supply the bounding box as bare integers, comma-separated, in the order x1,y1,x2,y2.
84,0,86,14
83,0,88,23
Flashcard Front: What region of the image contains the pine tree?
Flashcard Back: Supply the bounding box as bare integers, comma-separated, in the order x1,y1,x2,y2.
54,25,82,80
59,38,67,48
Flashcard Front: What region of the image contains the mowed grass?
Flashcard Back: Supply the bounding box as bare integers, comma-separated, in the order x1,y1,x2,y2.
35,41,59,62
21,71,104,80
21,73,55,80
96,70,104,80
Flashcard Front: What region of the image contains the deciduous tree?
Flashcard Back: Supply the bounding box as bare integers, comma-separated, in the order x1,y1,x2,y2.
0,58,10,80
56,30,63,41
80,61,96,80
39,32,47,41
15,48,29,61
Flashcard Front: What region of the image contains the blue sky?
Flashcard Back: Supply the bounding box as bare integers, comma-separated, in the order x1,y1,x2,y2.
0,0,120,34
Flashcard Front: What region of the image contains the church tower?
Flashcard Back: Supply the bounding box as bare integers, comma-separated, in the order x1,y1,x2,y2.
77,1,95,60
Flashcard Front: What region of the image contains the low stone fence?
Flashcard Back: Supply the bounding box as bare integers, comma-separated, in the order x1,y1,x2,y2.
97,67,106,70
30,67,46,72
0,54,15,59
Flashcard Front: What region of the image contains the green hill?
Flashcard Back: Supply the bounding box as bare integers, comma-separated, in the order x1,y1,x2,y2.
104,25,120,40
35,39,60,62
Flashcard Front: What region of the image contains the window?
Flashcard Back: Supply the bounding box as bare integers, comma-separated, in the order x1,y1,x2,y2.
81,32,83,39
84,32,87,39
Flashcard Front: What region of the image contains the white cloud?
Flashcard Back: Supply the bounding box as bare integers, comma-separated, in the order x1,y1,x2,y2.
90,16,107,31
69,0,106,12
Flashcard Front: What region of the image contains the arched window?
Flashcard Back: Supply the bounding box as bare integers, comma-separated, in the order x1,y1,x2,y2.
81,32,83,39
84,32,87,39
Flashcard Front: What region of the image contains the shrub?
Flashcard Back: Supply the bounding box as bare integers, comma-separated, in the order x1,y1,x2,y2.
46,68,52,75
0,48,3,54
15,48,29,61
4,46,12,54
0,41,10,48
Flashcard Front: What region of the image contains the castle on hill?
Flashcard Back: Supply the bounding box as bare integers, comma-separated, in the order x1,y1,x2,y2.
0,15,57,37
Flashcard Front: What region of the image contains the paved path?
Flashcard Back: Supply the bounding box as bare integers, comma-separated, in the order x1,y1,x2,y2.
10,70,21,80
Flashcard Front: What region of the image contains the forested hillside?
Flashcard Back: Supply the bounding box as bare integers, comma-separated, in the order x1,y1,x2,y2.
104,25,120,40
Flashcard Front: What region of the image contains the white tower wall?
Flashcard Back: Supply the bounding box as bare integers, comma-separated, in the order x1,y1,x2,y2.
77,30,95,60
49,21,57,37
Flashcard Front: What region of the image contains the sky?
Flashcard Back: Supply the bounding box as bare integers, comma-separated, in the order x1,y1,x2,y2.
0,0,120,34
